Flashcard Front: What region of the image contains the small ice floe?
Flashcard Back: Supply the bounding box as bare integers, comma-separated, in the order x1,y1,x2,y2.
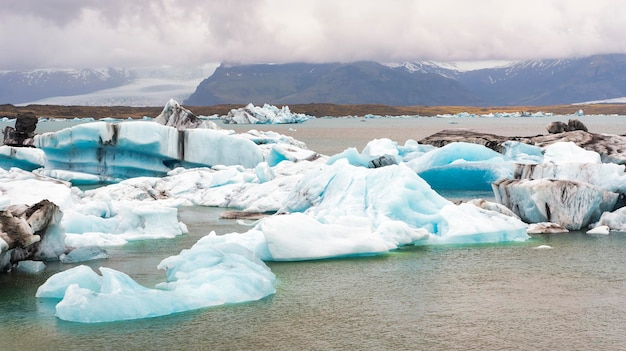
527,222,569,234
533,245,553,250
586,225,610,235
60,246,109,263
16,260,46,273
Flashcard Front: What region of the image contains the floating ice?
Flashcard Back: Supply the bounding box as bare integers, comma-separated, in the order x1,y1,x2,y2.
543,141,601,164
37,242,276,323
493,178,618,230
34,120,264,183
201,160,529,261
527,222,569,234
59,246,109,263
502,140,543,164
36,264,103,299
0,145,45,171
592,207,626,232
63,200,188,247
223,103,311,124
407,142,513,190
16,260,46,273
587,225,610,235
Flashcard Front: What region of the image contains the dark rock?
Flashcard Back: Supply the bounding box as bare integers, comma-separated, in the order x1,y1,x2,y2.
546,119,588,134
0,199,66,272
2,112,38,147
546,121,568,134
368,155,397,168
567,119,588,132
419,128,626,164
154,99,204,130
418,129,515,153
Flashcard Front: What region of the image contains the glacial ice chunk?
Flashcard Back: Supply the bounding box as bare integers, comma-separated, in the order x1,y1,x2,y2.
407,142,513,190
34,121,264,182
37,243,276,323
224,103,311,124
492,178,619,230
0,145,45,171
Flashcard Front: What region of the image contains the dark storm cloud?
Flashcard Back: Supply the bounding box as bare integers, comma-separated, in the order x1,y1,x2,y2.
1,0,625,69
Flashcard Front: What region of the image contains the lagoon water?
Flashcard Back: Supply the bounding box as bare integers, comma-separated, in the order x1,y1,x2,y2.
1,114,626,351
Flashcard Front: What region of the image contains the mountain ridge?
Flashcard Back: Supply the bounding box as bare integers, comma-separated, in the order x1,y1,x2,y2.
3,54,626,107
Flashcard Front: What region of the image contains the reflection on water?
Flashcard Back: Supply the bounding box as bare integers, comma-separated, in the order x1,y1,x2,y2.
1,116,626,350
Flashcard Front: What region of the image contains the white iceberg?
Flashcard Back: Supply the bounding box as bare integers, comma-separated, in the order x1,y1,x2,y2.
223,103,312,124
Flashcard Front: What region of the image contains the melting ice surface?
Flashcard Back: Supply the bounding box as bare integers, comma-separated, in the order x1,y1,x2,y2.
6,114,621,323
36,243,276,323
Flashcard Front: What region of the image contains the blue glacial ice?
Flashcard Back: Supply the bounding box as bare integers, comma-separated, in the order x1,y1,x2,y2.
0,107,621,322
34,120,264,183
36,242,276,323
0,145,45,171
198,160,529,261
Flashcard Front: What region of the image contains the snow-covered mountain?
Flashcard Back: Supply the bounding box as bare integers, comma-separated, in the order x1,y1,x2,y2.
458,54,626,105
0,68,131,105
4,66,217,107
4,54,626,107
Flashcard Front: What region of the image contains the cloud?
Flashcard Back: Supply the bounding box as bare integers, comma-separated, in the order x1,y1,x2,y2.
1,0,625,70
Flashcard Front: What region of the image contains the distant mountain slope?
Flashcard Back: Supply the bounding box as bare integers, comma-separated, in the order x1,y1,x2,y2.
3,54,626,107
185,61,481,106
0,68,131,104
459,54,626,105
186,54,626,106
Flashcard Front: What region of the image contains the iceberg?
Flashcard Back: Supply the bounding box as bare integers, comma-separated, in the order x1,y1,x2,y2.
200,161,528,261
407,142,513,190
492,178,618,230
0,145,45,171
592,207,626,232
37,242,276,323
34,120,264,183
223,103,312,124
154,98,218,130
494,141,625,230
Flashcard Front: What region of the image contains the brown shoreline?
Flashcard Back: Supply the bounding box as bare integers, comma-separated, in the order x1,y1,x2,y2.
2,103,626,120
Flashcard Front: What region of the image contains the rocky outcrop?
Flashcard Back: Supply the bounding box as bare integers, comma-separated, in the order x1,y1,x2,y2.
546,119,588,134
418,129,513,153
2,112,38,147
0,199,67,271
154,99,212,130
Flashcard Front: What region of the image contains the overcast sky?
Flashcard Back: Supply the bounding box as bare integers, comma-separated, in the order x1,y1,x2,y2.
1,0,625,70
